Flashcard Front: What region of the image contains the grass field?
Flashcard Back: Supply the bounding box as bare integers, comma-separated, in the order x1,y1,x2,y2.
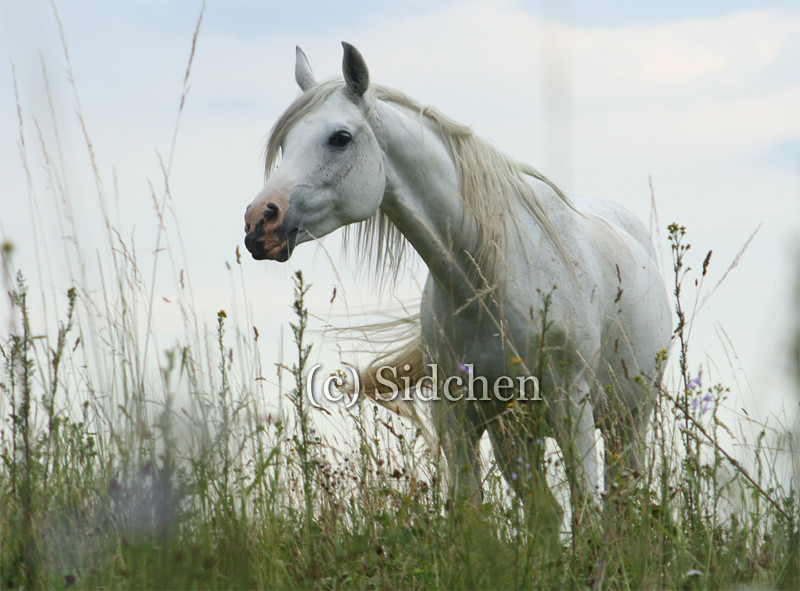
2,12,798,590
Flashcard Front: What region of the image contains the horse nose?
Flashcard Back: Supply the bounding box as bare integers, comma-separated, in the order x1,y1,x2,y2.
264,202,279,220
244,201,282,231
243,200,286,259
244,231,262,253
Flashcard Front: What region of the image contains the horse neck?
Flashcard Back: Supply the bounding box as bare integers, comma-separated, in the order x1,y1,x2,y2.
372,101,484,295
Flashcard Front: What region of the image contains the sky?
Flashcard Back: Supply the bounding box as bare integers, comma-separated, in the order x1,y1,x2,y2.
1,1,798,456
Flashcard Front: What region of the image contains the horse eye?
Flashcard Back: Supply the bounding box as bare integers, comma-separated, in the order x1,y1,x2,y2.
328,130,352,148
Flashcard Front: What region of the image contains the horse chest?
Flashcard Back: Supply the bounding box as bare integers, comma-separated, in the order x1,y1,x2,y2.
420,279,510,376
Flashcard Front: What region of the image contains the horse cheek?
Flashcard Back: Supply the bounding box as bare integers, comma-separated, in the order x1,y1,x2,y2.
342,151,384,222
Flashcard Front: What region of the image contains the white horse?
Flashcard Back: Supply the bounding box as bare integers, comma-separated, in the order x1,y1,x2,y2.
244,43,671,516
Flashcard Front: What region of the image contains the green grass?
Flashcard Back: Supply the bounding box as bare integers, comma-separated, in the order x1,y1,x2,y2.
2,8,798,589
2,228,798,589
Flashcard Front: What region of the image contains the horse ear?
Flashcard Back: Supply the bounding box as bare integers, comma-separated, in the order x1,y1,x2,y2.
341,42,369,97
295,46,316,91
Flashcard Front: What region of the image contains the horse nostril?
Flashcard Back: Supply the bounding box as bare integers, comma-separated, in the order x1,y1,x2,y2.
244,223,251,233
264,203,279,220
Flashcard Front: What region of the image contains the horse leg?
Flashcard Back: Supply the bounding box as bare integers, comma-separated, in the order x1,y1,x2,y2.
548,379,602,525
433,401,484,503
487,415,562,534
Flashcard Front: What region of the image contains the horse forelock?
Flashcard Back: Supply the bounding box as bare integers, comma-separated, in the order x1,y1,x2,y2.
264,79,345,179
264,79,576,285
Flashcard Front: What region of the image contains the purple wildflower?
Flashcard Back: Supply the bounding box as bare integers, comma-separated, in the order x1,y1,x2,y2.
458,363,473,375
688,368,703,392
515,457,533,479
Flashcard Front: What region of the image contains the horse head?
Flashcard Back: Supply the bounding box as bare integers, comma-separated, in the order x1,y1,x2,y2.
243,43,385,261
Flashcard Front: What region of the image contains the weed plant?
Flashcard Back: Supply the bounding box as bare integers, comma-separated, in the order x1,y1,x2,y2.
1,8,798,589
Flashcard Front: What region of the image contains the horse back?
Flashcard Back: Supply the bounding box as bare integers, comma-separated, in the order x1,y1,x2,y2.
570,194,659,265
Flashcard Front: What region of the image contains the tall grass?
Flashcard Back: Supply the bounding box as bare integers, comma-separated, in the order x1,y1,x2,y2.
2,9,798,589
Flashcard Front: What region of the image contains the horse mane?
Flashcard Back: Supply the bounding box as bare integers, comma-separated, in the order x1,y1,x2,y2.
265,79,577,285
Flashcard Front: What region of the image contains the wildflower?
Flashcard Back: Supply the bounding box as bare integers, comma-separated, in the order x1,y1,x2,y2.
515,457,532,478
510,357,522,364
688,368,702,391
685,569,704,578
458,363,473,375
